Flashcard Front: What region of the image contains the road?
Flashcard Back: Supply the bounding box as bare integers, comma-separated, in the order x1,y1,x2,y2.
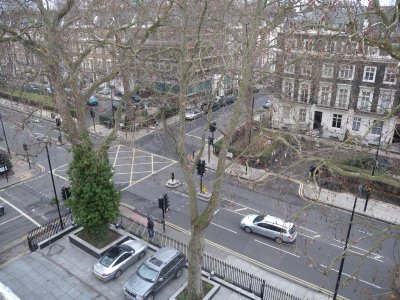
0,96,398,299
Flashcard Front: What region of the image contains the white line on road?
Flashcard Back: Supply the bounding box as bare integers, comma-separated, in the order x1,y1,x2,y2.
320,264,382,289
298,226,319,234
221,207,246,216
0,196,40,226
210,222,237,234
297,232,316,239
234,207,248,212
254,239,300,258
0,214,23,226
330,241,384,262
357,229,373,236
213,209,220,215
186,133,202,140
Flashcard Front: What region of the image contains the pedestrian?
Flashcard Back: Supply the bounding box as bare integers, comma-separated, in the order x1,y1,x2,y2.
147,217,154,238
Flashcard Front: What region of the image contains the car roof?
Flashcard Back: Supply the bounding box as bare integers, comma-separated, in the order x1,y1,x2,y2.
263,215,293,230
145,247,181,271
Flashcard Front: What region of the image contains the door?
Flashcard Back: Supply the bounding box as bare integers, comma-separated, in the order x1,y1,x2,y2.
313,111,322,129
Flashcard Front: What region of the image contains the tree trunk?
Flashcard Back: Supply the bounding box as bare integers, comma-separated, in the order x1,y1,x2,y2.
186,224,205,300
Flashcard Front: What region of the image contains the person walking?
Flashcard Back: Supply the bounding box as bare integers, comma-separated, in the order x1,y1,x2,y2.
147,217,154,238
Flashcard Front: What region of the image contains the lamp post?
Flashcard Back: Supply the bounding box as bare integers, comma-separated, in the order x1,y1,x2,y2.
44,140,64,229
333,188,359,299
0,112,11,156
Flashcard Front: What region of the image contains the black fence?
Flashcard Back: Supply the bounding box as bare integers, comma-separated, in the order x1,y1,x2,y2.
126,218,302,300
27,212,74,251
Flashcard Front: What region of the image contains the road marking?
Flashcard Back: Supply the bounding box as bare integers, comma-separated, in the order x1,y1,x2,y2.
213,209,219,215
0,196,40,226
320,264,382,289
221,207,246,216
299,226,319,234
234,207,248,212
357,229,373,236
254,239,300,257
0,214,23,226
297,232,316,239
186,133,202,139
330,240,384,262
129,148,136,185
210,222,237,234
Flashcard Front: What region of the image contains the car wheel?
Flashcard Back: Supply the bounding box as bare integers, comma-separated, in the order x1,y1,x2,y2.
146,293,154,300
275,237,283,244
114,269,122,279
175,267,183,279
244,227,252,233
139,251,146,260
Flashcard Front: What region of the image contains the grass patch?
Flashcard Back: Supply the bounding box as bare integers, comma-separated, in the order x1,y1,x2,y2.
176,281,213,300
76,228,121,249
0,87,54,109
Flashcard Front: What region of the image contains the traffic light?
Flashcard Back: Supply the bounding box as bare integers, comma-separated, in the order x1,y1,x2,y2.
61,186,66,200
55,117,61,127
90,107,95,119
209,122,216,132
158,197,164,210
200,160,206,176
196,159,202,175
23,143,28,152
163,193,169,212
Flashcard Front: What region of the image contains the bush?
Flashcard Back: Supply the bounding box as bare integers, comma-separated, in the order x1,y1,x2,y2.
99,114,112,123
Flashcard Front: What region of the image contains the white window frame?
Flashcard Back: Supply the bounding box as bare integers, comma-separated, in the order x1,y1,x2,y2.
106,59,112,73
88,58,93,70
96,47,102,55
301,65,312,76
363,66,377,83
338,64,355,80
282,79,294,100
383,67,397,85
318,82,331,106
299,108,306,122
358,87,374,112
371,121,383,135
303,39,313,52
97,58,103,69
352,117,361,131
341,41,358,54
284,64,295,74
336,84,351,109
298,81,311,103
332,114,342,128
322,63,334,78
378,89,395,114
367,46,379,57
325,41,336,54
286,38,297,51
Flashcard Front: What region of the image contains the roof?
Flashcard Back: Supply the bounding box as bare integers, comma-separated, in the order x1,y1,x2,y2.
146,247,180,271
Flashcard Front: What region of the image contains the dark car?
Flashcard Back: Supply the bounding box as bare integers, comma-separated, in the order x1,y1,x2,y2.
25,83,41,93
225,94,237,105
0,205,4,216
112,100,126,111
0,150,12,174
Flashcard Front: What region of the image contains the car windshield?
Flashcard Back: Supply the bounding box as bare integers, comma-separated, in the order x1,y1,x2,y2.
99,246,124,267
289,225,296,235
254,215,264,223
137,263,159,283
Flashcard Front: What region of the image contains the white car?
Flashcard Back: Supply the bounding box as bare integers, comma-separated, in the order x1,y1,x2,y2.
185,108,203,120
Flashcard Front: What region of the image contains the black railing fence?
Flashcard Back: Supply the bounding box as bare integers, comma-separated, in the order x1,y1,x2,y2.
27,212,74,251
124,217,302,300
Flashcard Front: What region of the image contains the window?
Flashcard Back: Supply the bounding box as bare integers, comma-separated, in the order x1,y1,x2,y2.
338,65,355,80
301,65,312,76
303,39,313,51
367,46,379,57
322,64,334,78
298,82,311,103
383,67,397,85
363,66,377,82
319,83,331,106
378,89,394,114
341,41,358,54
358,87,373,112
282,79,294,99
284,64,295,74
73,56,77,63
96,47,102,55
372,121,383,135
336,85,351,109
299,108,306,122
352,117,361,131
97,58,103,69
106,59,112,72
325,41,336,54
285,38,297,51
88,58,93,70
332,114,342,128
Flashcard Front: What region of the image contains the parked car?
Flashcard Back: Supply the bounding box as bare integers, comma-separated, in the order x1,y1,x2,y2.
93,240,147,281
44,86,54,94
87,95,99,106
123,247,186,300
112,100,126,111
24,83,41,93
262,98,271,109
225,94,237,105
185,108,203,120
114,91,124,101
0,205,4,216
0,150,12,174
240,214,297,244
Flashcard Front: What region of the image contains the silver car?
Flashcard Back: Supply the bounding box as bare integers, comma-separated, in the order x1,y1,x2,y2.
93,240,147,281
185,108,202,120
240,214,297,244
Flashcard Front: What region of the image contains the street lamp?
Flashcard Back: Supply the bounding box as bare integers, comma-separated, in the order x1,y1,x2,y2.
44,139,64,229
333,186,360,299
0,112,11,156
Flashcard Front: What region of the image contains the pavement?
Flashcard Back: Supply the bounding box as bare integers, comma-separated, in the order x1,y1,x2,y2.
1,103,399,300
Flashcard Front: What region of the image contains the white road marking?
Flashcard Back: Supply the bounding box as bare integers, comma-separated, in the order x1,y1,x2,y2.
213,209,220,215
330,240,384,262
357,229,373,236
211,222,237,234
129,148,136,185
297,232,316,239
234,207,248,212
320,264,382,289
221,208,246,216
0,214,23,226
254,239,300,258
186,133,202,139
113,144,121,168
0,196,40,226
299,226,319,234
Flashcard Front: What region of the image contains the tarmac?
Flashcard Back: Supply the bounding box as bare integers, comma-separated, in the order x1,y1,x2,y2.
1,103,399,300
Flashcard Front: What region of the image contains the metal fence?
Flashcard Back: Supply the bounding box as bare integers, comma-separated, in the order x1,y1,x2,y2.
27,212,74,251
125,218,302,300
